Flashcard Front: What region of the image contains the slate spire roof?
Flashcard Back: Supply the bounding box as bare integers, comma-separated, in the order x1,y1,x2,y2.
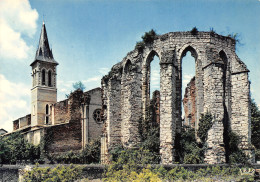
31,21,58,66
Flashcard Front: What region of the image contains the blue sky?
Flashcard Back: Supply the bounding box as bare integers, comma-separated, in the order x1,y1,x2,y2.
0,0,259,132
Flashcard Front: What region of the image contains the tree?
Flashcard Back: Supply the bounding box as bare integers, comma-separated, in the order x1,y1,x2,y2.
251,99,260,149
73,81,86,91
65,81,86,98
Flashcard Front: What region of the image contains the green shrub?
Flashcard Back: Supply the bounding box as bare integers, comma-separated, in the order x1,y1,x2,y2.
23,164,84,182
197,112,213,143
0,132,41,164
175,126,204,164
141,29,157,44
210,27,216,34
134,29,157,52
251,99,260,150
228,131,249,164
135,41,145,52
53,138,101,164
191,27,198,35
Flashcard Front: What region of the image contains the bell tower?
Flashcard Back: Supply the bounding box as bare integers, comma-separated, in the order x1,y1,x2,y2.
30,22,58,126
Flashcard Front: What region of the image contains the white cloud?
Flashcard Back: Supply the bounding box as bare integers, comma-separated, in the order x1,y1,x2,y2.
98,67,110,75
83,76,101,83
183,74,193,87
0,0,38,60
0,74,30,132
57,76,102,101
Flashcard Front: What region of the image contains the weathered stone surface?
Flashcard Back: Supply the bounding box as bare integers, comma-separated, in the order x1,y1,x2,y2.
101,31,253,164
183,77,196,127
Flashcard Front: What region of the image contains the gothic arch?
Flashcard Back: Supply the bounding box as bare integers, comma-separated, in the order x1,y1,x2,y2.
101,31,252,164
219,50,228,64
123,59,132,74
142,50,161,120
145,50,160,66
178,44,201,62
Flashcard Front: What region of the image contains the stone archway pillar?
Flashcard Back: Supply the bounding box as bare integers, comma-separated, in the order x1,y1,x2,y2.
101,77,122,164
160,50,177,164
203,62,226,164
121,65,142,148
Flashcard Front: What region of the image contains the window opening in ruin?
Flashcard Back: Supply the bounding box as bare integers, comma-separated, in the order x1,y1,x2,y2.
182,51,195,127
48,70,52,87
93,109,102,124
42,69,46,85
150,55,160,99
149,54,160,126
124,60,132,74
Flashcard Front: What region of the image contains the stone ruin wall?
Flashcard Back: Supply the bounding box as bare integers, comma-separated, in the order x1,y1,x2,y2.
101,31,253,164
183,77,196,127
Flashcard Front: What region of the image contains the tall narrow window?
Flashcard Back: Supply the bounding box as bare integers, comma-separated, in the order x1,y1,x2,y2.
181,48,196,128
42,69,46,85
46,104,49,115
46,104,49,124
48,70,52,87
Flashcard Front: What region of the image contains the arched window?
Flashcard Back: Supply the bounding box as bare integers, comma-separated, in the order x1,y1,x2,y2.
124,60,132,74
181,46,197,128
48,70,52,87
42,69,46,85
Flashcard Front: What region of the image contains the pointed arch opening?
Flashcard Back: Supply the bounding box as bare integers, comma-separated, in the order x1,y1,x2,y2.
149,51,160,126
48,70,52,87
219,50,230,162
42,69,46,85
124,59,132,74
140,50,160,161
180,46,197,128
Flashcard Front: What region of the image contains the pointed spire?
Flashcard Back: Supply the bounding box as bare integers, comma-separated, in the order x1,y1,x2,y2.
31,22,58,66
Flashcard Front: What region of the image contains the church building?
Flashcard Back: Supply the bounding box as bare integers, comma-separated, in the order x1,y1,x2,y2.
8,22,103,154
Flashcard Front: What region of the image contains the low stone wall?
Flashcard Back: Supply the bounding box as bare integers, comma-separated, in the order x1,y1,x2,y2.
1,164,260,181
0,165,20,182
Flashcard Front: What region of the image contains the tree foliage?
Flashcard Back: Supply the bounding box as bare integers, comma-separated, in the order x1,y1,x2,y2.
175,126,204,164
73,81,86,91
251,99,260,161
23,164,84,182
191,27,199,35
135,29,157,52
197,112,213,143
0,132,41,164
65,81,86,98
251,99,260,149
141,29,157,44
53,138,101,164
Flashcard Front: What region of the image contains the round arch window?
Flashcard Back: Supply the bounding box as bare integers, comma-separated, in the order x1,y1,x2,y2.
93,109,102,124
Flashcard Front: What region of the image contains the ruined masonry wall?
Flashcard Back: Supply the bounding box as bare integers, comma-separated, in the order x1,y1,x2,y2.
121,62,142,147
203,63,226,164
101,31,252,164
183,77,196,127
159,63,176,164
